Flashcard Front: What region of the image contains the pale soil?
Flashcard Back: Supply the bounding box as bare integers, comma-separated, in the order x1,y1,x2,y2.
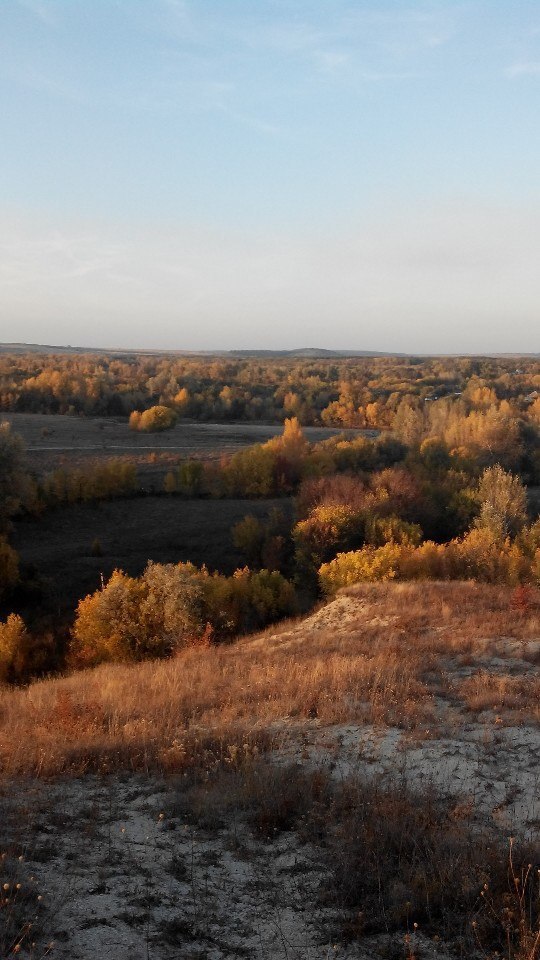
259,594,540,838
2,588,539,959
3,776,454,960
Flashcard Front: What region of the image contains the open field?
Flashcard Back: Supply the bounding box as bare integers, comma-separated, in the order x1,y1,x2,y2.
12,497,294,616
2,413,370,482
1,582,539,959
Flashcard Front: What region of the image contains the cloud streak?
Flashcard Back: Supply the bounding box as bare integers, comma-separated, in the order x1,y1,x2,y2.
505,61,540,77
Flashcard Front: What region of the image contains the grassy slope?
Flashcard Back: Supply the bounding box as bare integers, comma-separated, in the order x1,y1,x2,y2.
1,581,538,778
2,581,540,960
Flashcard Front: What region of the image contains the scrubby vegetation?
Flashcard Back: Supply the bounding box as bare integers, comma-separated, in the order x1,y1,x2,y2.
1,581,540,957
129,404,177,432
2,351,540,957
71,561,296,665
1,349,540,681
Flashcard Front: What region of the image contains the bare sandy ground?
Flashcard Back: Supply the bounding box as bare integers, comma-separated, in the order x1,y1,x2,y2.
3,774,456,960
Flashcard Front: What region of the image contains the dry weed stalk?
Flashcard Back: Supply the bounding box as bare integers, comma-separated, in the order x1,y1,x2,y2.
0,581,537,777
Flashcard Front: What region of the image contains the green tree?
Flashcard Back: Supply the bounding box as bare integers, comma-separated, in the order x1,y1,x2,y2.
232,515,264,566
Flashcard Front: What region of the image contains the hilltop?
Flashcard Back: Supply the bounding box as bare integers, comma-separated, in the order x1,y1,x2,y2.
0,342,401,358
1,581,539,959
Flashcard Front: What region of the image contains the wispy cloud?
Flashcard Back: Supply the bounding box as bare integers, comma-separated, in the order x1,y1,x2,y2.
505,61,540,77
10,65,87,104
219,107,288,137
3,1,455,129
16,0,58,26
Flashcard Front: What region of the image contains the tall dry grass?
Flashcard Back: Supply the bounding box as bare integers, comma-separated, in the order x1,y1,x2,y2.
0,581,537,777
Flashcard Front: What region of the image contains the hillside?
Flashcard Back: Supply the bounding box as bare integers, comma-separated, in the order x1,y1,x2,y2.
1,581,539,959
0,343,399,358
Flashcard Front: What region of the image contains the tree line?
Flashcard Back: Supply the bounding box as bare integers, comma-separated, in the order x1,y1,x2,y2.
1,352,540,435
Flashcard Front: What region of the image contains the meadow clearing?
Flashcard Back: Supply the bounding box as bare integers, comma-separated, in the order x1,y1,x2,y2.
12,496,295,616
2,413,365,483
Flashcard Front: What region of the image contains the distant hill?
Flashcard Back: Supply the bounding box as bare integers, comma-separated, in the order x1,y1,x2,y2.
0,343,402,359
0,342,538,359
228,348,403,358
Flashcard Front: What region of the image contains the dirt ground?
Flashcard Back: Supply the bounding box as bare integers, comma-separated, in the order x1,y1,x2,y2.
1,774,455,960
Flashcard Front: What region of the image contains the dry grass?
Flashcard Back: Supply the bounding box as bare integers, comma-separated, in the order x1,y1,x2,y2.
455,673,540,721
1,581,538,778
2,582,540,959
163,760,540,957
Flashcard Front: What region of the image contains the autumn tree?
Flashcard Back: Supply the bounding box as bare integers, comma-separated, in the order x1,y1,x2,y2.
0,614,28,683
130,405,177,432
0,422,35,530
475,465,528,539
72,561,297,665
0,422,36,599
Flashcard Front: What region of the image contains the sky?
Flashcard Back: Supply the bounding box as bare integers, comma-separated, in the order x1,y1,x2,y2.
1,0,539,353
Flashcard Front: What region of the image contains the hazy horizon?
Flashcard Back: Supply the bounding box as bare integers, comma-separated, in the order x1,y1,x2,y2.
1,1,539,353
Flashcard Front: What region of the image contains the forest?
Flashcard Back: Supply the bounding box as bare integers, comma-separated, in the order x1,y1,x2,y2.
1,350,540,682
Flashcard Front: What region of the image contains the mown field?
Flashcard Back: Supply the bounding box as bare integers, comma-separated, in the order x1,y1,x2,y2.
3,413,368,486
12,496,294,616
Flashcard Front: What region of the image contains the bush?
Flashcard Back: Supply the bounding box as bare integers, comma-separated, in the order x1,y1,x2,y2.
129,405,177,432
0,537,19,600
364,514,422,547
319,543,402,593
71,562,297,665
319,525,540,595
41,460,137,504
72,564,205,665
326,780,539,952
294,504,365,561
224,445,277,497
0,614,28,683
163,460,205,496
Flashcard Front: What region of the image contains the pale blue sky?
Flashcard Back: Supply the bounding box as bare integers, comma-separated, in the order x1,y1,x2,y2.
1,0,539,352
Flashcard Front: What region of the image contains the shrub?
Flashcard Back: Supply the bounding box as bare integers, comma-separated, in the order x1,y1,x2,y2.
0,614,28,683
319,543,402,594
319,525,540,594
0,537,19,600
71,562,297,665
72,570,146,664
294,504,365,563
41,460,137,504
224,445,276,497
129,405,177,432
72,564,205,665
232,515,264,566
326,780,540,952
364,514,422,547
